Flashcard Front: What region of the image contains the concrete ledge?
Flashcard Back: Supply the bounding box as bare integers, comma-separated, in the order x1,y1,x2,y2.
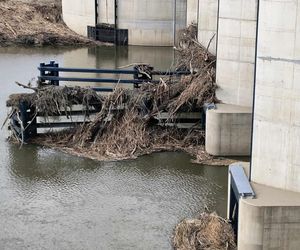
205,104,252,156
238,183,300,249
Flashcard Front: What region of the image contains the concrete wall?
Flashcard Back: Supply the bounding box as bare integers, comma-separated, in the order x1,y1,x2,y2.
238,183,300,249
251,0,300,193
206,104,252,156
100,0,187,46
62,0,187,46
175,0,188,37
216,0,258,107
187,0,198,25
198,0,218,55
117,0,175,46
61,0,95,36
98,0,115,25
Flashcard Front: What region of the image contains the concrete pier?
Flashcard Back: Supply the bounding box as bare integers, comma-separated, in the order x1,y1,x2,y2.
251,0,300,193
216,0,258,107
206,104,252,156
186,0,199,25
227,0,300,246
238,183,300,249
205,0,257,156
197,0,218,54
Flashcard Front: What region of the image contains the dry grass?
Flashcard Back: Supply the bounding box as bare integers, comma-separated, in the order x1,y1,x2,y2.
173,212,236,250
0,0,94,46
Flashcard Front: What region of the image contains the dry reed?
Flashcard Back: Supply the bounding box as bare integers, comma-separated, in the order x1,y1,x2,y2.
173,212,236,250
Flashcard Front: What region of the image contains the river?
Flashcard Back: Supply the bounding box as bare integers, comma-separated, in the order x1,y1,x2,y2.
0,45,228,250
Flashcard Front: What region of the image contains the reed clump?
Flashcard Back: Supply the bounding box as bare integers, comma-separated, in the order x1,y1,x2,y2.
173,212,236,250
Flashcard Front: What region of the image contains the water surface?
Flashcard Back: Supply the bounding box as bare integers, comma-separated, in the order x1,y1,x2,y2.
0,46,228,250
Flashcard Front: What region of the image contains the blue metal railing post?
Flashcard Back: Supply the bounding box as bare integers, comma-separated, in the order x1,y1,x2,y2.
19,101,29,142
53,62,59,86
39,63,46,85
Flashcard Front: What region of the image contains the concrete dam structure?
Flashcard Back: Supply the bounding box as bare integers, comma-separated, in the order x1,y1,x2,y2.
61,0,300,248
203,0,300,247
62,0,188,46
61,0,216,48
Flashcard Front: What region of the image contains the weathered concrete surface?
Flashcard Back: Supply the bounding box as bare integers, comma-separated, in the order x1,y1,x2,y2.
187,0,198,25
117,0,176,46
251,0,300,193
175,0,188,43
63,0,187,46
62,0,95,36
98,0,115,25
216,0,258,107
198,0,218,54
238,183,300,250
205,104,252,156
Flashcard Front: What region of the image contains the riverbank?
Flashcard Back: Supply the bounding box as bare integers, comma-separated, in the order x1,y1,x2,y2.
0,0,95,46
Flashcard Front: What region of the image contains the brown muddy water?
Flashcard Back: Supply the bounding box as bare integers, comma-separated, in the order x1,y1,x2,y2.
0,46,228,250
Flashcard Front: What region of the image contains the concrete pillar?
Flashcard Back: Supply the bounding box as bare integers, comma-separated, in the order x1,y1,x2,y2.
98,0,115,25
198,0,218,55
205,0,257,156
175,0,188,33
237,183,300,249
61,0,95,36
116,0,187,46
206,104,252,156
251,0,300,193
186,0,199,25
216,0,258,107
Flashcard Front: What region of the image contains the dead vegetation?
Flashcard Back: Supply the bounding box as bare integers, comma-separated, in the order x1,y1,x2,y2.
5,25,224,164
173,212,236,250
0,0,95,46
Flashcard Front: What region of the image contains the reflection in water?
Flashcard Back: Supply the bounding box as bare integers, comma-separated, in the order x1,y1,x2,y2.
0,46,227,250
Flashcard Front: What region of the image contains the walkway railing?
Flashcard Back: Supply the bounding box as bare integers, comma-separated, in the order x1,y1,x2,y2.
38,61,190,92
9,62,198,141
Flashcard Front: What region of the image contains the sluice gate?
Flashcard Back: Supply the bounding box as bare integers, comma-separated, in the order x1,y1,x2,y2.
9,61,204,142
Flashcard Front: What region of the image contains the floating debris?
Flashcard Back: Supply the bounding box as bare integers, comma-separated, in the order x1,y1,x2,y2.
173,212,236,250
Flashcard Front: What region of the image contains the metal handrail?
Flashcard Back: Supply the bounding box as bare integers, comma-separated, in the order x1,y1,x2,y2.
38,66,190,76
38,61,190,91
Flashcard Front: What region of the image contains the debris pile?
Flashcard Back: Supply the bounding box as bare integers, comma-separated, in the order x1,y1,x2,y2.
0,0,95,46
173,212,236,250
5,25,224,163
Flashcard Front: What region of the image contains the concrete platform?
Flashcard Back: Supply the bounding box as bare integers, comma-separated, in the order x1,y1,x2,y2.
205,104,252,156
238,183,300,249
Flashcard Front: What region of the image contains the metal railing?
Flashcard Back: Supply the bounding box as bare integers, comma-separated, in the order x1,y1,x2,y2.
38,61,190,92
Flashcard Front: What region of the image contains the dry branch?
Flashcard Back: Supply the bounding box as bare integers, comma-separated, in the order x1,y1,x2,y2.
5,25,221,164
